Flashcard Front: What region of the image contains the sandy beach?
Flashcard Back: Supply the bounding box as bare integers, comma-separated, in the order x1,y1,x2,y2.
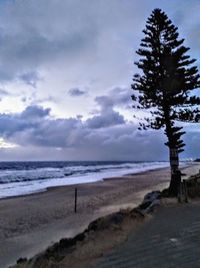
1,162,200,268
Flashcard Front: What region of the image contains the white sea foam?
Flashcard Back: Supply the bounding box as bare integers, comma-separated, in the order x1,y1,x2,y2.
0,161,171,199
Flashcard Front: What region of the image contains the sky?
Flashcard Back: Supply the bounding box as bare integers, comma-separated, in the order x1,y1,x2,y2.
0,0,199,161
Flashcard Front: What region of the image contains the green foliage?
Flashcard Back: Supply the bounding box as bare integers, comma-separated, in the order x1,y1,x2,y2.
132,8,200,153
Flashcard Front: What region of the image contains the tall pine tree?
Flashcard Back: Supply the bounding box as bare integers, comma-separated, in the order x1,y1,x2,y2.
132,9,200,195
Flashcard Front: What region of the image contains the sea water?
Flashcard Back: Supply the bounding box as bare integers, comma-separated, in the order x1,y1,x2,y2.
0,161,170,199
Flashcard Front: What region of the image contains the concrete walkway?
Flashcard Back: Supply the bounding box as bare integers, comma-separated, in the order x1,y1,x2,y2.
93,202,200,268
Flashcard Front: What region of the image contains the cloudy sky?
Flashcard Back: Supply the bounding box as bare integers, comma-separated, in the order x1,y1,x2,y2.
0,0,199,161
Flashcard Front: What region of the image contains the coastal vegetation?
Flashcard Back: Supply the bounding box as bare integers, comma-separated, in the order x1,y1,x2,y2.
132,9,200,195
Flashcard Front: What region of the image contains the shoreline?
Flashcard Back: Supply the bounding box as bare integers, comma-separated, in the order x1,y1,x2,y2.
0,161,171,200
0,164,169,201
1,162,199,268
0,162,192,201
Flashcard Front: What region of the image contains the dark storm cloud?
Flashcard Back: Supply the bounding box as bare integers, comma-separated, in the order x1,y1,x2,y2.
86,110,125,129
86,87,129,129
68,87,87,97
0,0,197,88
0,105,81,147
0,106,50,139
0,0,150,85
0,0,100,82
0,104,158,159
21,105,50,119
19,71,41,88
95,86,132,110
0,103,126,146
0,88,130,148
0,104,199,160
0,0,199,161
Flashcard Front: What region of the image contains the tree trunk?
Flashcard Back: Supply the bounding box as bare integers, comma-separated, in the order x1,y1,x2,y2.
168,147,181,196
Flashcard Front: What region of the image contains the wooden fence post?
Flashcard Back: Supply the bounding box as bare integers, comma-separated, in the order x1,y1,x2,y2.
75,187,77,213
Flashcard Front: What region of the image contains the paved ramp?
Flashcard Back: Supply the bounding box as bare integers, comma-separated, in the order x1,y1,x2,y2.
93,203,200,268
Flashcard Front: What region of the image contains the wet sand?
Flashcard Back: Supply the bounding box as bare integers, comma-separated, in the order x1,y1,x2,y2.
1,163,199,268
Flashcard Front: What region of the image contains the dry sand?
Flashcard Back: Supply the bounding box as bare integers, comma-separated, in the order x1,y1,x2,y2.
0,162,199,268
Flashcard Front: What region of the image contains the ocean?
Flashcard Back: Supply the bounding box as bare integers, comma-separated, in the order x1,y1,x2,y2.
0,161,170,199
